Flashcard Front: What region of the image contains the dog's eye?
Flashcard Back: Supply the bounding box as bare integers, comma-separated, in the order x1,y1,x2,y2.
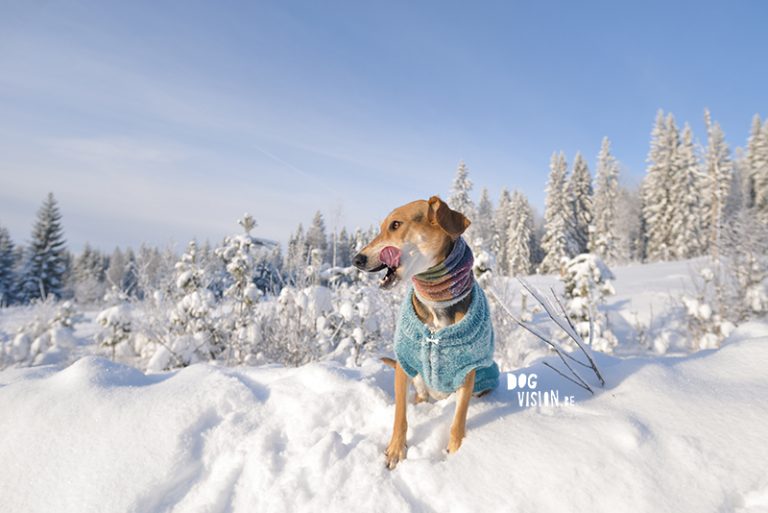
390,221,402,231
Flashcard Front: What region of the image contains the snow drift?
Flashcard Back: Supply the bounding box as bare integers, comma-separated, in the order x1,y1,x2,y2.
2,325,768,513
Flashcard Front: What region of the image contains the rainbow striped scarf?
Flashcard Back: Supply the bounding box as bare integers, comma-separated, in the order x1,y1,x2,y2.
412,237,475,307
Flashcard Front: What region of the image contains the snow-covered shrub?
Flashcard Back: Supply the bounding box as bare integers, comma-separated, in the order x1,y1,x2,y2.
672,214,768,351
95,303,132,359
252,278,399,367
327,283,399,365
214,214,276,364
473,249,495,288
2,299,80,367
562,254,618,353
722,212,768,319
682,267,736,350
164,240,226,367
94,286,134,360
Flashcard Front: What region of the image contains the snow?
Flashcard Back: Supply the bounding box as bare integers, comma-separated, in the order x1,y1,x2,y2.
0,330,766,512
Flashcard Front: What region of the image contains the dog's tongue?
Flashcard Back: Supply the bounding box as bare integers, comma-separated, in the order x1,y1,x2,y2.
380,246,401,268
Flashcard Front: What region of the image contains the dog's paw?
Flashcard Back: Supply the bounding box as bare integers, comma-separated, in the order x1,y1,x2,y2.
384,440,407,470
447,429,464,454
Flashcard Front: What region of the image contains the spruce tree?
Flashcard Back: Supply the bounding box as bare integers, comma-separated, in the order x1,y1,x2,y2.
122,248,138,294
72,243,108,303
566,152,593,255
474,187,494,250
506,191,534,276
642,111,677,261
670,124,705,258
448,161,475,217
306,211,328,261
107,247,127,290
590,137,620,262
336,228,351,267
20,193,67,301
540,152,570,273
746,115,768,219
492,188,512,274
0,226,16,306
702,109,733,260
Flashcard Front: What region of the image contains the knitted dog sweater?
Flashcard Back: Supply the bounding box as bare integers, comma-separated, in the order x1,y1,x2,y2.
394,281,500,394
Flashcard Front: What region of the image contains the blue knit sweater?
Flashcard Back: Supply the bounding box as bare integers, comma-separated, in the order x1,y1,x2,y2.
394,282,500,394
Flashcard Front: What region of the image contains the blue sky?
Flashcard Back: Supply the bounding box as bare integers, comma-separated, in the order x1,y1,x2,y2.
1,0,766,252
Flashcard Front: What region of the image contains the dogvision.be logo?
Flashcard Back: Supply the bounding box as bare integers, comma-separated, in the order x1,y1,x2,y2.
507,373,575,408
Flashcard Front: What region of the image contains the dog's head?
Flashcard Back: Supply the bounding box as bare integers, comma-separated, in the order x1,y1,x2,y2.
353,196,470,289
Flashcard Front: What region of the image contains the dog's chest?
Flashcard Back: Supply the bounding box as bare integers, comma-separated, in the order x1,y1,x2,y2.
412,373,452,401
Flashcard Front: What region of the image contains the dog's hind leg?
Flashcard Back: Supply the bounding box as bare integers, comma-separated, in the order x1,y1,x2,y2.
385,362,409,469
447,369,476,454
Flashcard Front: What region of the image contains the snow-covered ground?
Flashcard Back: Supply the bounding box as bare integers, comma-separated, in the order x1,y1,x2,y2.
1,259,768,513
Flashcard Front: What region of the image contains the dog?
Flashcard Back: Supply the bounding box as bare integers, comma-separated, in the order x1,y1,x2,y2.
353,196,499,469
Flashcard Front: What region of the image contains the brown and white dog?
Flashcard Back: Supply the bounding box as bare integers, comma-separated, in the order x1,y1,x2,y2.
353,196,483,469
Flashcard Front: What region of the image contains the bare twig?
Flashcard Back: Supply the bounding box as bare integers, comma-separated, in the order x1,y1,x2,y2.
549,290,606,387
489,279,606,394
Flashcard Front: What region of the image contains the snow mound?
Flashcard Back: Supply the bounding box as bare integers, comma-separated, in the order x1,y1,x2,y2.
1,336,768,513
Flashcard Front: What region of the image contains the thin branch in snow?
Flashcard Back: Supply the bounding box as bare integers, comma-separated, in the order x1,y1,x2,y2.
489,279,606,394
549,288,606,386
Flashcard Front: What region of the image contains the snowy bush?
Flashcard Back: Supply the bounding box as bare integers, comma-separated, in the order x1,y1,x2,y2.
94,287,135,360
2,299,80,367
473,249,495,288
562,254,618,353
681,267,736,350
214,214,277,364
165,240,227,367
249,279,399,367
95,303,132,359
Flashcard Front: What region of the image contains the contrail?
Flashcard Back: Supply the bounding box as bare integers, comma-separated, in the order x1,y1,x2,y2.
251,143,336,195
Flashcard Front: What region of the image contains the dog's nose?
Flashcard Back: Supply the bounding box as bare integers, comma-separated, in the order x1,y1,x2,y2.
353,253,368,269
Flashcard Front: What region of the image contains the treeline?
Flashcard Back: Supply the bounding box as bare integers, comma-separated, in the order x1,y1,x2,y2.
1,110,766,307
438,109,767,276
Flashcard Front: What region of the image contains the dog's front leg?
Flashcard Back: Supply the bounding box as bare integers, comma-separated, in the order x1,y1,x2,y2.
385,363,408,469
447,369,476,454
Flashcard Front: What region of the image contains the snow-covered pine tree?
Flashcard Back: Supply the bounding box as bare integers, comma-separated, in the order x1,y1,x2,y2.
122,248,138,295
473,188,494,250
670,123,705,258
540,152,570,274
448,161,476,243
166,239,225,366
215,214,275,363
72,244,107,304
492,188,512,275
449,160,475,216
702,109,733,260
20,193,67,302
566,152,593,255
506,191,534,276
642,111,678,261
562,253,618,353
0,226,16,306
616,184,642,261
746,115,768,219
590,137,621,262
306,211,328,263
743,115,761,209
283,223,310,285
336,228,351,267
106,247,127,291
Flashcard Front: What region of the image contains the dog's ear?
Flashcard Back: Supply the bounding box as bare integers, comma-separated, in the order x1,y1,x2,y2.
427,196,470,238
